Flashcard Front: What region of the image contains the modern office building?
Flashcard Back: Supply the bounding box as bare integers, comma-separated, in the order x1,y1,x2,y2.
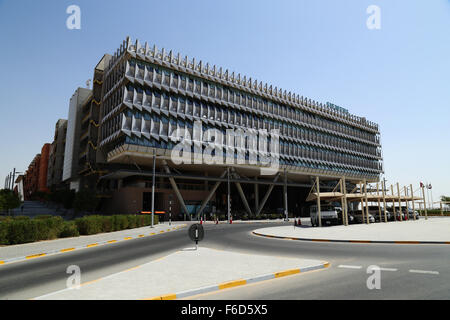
47,119,68,189
65,37,383,218
62,87,92,191
22,144,51,199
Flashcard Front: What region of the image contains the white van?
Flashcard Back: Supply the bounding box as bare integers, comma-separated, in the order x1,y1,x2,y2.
310,205,340,227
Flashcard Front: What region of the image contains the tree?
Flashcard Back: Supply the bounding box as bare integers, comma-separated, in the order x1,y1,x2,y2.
73,190,99,213
0,189,21,215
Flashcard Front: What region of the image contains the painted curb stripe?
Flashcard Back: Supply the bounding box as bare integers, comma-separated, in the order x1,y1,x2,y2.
145,262,329,300
26,253,46,259
0,224,187,267
252,232,450,245
218,279,247,290
274,269,300,278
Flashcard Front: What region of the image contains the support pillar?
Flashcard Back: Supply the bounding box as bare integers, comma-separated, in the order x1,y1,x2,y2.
254,179,259,214
235,181,253,217
397,183,403,221
342,176,349,226
256,173,280,216
197,170,227,217
410,184,416,220
391,185,396,221
316,176,322,228
377,182,382,222
163,161,190,221
364,179,369,224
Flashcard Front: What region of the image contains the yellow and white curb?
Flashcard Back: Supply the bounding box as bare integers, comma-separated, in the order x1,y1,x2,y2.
145,262,330,300
0,224,186,266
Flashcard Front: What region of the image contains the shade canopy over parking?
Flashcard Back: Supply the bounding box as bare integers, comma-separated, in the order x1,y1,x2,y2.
306,177,429,227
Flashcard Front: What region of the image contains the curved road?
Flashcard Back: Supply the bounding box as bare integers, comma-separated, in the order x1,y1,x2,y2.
1,222,449,299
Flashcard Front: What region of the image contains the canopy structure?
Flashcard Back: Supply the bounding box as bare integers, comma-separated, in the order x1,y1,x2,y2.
306,177,429,227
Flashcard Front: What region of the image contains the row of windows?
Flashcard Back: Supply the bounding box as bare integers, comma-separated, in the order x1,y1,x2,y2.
104,85,380,158
123,58,380,142
114,111,381,171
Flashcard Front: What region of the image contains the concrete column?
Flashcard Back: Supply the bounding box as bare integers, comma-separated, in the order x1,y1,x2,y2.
377,182,382,222
391,185,397,221
342,176,349,226
364,180,369,224
397,183,402,222
254,179,259,214
339,179,346,226
382,180,387,222
410,184,416,220
316,176,322,228
404,186,409,221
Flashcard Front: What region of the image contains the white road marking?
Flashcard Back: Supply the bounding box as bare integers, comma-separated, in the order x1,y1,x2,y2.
409,269,439,275
379,267,398,272
338,265,363,269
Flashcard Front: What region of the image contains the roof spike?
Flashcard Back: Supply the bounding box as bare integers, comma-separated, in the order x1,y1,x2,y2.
153,44,157,57
258,81,263,91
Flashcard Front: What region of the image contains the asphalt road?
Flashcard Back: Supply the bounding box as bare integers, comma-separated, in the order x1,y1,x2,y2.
1,222,449,300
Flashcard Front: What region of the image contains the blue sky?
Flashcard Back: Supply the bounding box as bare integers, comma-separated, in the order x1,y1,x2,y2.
0,0,449,204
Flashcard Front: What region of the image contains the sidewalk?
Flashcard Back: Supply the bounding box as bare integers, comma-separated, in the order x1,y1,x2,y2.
0,222,186,264
34,247,328,300
253,217,450,244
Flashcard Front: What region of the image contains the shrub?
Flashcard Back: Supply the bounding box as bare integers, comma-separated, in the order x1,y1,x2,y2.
101,216,113,233
59,222,80,238
0,222,8,245
75,215,103,235
112,215,128,231
13,216,30,221
127,215,137,229
7,220,38,244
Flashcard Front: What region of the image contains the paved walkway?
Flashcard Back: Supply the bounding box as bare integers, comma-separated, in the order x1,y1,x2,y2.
253,217,450,244
33,247,327,300
0,222,186,263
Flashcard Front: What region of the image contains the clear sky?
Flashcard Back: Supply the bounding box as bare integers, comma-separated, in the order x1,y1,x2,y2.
0,0,449,204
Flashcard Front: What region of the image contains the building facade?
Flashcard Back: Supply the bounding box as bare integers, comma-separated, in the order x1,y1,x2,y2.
64,37,383,217
47,119,68,189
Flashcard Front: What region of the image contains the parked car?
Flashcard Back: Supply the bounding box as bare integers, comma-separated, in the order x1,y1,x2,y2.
337,210,356,224
310,205,340,227
395,206,420,220
367,205,392,222
390,207,408,221
349,210,375,224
